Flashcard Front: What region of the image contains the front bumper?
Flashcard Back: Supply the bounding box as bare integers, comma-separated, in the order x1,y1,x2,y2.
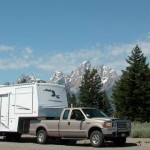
102,128,130,137
101,119,131,138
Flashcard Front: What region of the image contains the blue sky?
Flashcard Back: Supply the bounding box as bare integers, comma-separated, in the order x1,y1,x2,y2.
0,0,150,84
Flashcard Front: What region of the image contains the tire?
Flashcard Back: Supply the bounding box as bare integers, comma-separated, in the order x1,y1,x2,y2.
113,137,126,146
37,130,48,144
90,130,104,147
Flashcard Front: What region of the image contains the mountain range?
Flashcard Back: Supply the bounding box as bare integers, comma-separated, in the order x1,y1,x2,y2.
13,60,119,98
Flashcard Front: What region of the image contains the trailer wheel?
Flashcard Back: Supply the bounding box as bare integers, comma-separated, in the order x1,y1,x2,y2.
37,130,48,144
90,130,104,147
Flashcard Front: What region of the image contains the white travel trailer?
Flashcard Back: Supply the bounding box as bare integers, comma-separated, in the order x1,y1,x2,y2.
0,83,68,140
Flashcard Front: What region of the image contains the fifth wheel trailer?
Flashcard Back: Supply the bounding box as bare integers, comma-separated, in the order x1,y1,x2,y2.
0,83,68,140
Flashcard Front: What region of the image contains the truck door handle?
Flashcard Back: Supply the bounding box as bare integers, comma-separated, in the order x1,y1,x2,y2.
68,122,70,125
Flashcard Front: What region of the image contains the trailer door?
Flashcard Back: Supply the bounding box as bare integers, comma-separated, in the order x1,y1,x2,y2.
0,94,9,130
15,86,33,114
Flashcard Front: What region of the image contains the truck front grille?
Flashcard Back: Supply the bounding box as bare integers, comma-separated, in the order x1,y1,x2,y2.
113,120,128,131
117,121,127,130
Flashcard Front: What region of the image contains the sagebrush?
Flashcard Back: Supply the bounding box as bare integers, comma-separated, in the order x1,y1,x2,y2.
130,122,150,138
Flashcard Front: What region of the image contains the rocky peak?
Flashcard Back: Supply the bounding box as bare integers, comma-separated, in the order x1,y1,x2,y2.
48,71,65,85
15,73,40,84
13,60,119,98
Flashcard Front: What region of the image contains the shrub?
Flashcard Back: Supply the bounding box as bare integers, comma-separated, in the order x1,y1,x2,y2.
130,122,150,138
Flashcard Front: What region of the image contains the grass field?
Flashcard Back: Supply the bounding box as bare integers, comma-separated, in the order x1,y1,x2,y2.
130,122,150,138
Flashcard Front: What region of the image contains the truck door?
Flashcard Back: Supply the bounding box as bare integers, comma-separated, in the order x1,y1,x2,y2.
58,109,70,137
0,94,9,130
68,109,86,137
59,109,87,138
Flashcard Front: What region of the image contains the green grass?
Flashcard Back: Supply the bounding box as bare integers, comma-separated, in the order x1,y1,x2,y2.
130,122,150,138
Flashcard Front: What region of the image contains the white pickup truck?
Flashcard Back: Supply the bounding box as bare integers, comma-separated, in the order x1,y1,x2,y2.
29,107,131,147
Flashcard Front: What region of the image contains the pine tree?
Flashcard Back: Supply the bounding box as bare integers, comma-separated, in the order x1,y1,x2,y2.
67,93,77,107
101,91,112,116
112,45,150,122
67,93,71,107
79,68,111,113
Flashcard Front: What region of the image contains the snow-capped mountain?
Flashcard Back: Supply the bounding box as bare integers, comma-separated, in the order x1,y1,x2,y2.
49,60,119,98
48,71,65,85
13,60,119,98
15,73,41,84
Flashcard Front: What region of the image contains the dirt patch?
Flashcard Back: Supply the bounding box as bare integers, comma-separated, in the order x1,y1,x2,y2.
127,138,150,146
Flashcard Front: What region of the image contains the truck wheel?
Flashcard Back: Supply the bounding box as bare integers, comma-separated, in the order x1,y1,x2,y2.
113,137,126,146
37,130,48,144
90,130,104,147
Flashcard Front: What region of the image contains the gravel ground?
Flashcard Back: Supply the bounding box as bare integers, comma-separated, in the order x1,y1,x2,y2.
127,138,150,147
0,136,150,150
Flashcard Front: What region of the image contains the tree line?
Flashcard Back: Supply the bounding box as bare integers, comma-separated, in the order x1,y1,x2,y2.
68,45,150,122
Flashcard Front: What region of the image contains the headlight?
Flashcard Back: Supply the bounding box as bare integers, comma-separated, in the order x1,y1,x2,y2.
102,121,112,128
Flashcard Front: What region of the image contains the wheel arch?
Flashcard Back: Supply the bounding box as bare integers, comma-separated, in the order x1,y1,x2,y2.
36,126,47,135
88,127,102,138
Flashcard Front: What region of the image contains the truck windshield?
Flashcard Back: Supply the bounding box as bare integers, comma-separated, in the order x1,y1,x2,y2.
82,108,107,118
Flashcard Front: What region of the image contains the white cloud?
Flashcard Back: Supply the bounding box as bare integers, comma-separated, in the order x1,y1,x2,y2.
35,48,105,74
104,42,150,74
107,44,134,56
0,57,30,69
0,45,14,52
0,46,31,69
22,47,33,59
35,35,150,75
0,34,150,75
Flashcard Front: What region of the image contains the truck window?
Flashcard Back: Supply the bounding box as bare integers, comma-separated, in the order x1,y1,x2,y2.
70,110,84,120
63,110,70,120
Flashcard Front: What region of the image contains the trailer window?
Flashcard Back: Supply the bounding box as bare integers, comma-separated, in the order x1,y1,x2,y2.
63,110,70,120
